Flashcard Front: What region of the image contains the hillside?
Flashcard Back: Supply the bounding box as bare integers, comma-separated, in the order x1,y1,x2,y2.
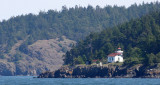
0,36,75,75
64,11,160,67
0,2,160,75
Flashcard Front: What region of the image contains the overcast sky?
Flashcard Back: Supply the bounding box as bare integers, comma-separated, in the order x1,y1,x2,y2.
0,0,159,21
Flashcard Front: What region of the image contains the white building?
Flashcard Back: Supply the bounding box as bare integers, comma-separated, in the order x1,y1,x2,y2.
107,48,123,63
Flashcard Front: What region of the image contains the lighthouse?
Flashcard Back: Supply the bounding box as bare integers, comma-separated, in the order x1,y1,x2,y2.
107,47,124,63
116,47,123,54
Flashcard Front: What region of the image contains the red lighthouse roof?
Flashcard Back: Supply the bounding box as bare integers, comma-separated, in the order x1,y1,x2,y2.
118,47,121,49
108,53,122,57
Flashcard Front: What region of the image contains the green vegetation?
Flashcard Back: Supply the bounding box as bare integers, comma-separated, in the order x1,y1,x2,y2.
0,2,160,60
0,2,159,64
64,10,160,67
2,2,160,76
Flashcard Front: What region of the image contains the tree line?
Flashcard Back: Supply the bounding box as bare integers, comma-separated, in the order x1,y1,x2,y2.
0,2,160,62
64,10,160,67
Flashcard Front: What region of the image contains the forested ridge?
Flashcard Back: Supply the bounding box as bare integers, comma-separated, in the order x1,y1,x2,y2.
0,2,160,75
0,2,160,57
64,10,160,67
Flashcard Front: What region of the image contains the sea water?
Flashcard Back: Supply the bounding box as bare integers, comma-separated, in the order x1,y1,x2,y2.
0,76,160,85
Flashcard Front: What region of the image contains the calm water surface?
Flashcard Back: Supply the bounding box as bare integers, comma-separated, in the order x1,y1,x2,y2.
0,76,160,85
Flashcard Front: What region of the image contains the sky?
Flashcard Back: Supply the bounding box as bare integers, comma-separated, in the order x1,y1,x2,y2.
0,0,159,21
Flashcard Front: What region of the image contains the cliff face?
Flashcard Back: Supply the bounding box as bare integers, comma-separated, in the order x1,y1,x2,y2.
37,64,160,78
0,36,76,76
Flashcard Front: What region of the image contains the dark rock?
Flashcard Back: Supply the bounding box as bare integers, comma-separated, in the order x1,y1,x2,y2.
37,64,160,78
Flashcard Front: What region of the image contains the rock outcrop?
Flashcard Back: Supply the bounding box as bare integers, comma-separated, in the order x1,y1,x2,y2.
37,64,160,78
0,36,76,76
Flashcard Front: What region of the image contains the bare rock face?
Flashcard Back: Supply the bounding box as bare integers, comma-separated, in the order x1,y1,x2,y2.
0,36,76,76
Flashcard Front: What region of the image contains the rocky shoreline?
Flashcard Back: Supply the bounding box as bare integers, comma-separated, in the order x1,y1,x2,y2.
37,64,160,78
